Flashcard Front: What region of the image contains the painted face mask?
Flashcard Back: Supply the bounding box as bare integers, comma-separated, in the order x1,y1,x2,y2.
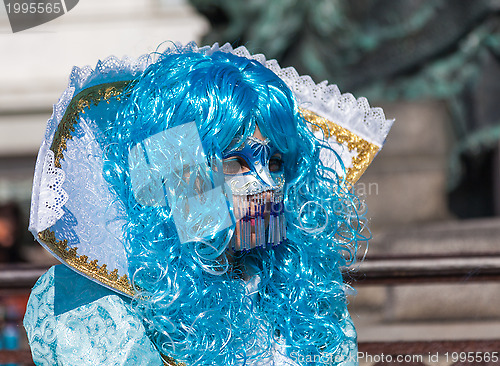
223,134,286,251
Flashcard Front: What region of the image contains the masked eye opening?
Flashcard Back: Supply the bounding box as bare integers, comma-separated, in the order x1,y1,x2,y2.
269,155,284,173
223,156,250,175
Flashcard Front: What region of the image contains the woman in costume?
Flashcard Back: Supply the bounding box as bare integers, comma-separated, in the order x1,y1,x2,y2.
24,43,392,365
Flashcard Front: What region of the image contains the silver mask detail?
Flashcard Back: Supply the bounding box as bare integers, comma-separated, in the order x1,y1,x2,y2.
223,135,286,251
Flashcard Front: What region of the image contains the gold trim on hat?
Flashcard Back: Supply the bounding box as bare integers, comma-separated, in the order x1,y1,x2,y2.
51,80,133,168
300,108,380,185
38,229,134,296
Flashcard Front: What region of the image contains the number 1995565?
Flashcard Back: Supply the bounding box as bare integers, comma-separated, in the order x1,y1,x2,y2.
5,1,62,14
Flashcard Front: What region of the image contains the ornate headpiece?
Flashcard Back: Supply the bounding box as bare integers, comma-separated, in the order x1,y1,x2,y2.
29,42,393,297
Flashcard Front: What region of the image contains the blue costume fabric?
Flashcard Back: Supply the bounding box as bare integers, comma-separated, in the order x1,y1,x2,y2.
23,265,164,366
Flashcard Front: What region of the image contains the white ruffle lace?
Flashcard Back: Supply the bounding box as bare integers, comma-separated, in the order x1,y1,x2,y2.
29,148,68,233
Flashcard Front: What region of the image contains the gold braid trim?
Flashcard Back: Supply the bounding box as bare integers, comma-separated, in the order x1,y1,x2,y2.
50,80,133,168
300,108,380,185
38,229,134,296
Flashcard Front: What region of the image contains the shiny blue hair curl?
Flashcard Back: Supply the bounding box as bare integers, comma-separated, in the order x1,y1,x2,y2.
102,44,367,365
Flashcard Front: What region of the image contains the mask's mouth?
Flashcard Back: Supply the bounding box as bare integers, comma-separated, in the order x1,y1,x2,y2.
230,189,286,251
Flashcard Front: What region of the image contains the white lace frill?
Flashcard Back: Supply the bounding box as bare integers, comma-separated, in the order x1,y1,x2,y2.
29,147,68,233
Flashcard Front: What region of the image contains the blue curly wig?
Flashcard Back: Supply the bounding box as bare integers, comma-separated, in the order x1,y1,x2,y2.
102,45,366,365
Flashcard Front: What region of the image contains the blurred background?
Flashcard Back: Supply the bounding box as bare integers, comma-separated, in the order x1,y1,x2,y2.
1,0,500,364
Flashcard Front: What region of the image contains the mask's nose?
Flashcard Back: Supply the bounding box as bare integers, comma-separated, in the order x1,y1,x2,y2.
253,160,277,188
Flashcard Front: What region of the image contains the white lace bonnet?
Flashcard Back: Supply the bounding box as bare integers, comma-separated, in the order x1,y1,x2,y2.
29,42,394,297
